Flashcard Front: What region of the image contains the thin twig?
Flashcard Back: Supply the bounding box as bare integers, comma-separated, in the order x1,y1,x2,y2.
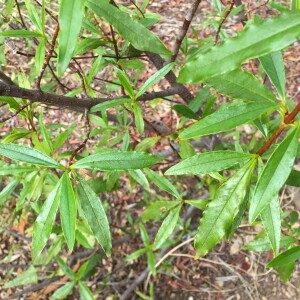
15,0,27,29
168,0,202,63
0,102,31,123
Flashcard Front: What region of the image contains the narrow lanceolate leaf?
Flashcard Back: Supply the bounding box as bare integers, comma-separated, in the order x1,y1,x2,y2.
3,266,38,288
78,281,95,300
261,197,281,256
133,103,145,135
72,151,162,171
144,168,181,199
86,0,172,56
165,151,255,175
205,69,278,103
194,159,256,258
32,180,61,259
60,173,77,251
0,143,64,169
90,98,131,113
153,205,182,250
249,127,299,223
35,39,46,76
179,100,278,139
0,30,42,38
76,175,111,256
57,0,84,76
178,11,300,83
259,51,286,100
136,63,175,98
267,246,300,268
115,69,135,99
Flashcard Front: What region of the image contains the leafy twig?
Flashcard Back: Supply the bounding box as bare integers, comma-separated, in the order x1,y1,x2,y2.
0,102,31,123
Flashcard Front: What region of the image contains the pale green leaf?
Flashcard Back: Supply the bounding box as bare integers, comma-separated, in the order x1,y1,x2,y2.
60,173,77,251
50,282,75,300
86,0,172,56
0,143,64,169
0,180,18,205
72,150,162,171
179,100,278,139
142,200,179,222
136,63,175,98
178,11,300,83
128,169,150,191
78,281,95,300
153,205,182,250
76,175,112,255
194,159,256,258
166,150,255,175
261,197,281,255
4,266,38,288
185,199,209,210
57,0,84,76
259,51,286,100
249,127,299,223
32,179,61,259
133,103,145,135
144,168,181,199
0,30,42,37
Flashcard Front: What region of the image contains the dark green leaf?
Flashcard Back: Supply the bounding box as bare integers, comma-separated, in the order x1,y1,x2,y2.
172,105,199,120
267,246,300,268
285,169,300,187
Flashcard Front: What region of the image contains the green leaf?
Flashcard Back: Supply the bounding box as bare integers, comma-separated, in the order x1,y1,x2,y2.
125,248,147,261
72,150,162,171
135,136,161,152
144,168,181,199
185,199,209,210
32,179,61,259
56,257,76,280
172,105,199,120
285,169,300,187
50,282,75,300
136,63,175,98
205,69,278,103
244,235,297,252
249,127,299,223
0,180,18,205
142,200,179,222
0,30,42,37
259,51,286,100
53,125,76,152
38,109,53,155
133,103,145,135
78,281,95,300
4,266,38,288
147,250,156,277
76,175,112,256
194,159,256,258
180,100,278,139
277,262,295,282
179,140,195,160
57,0,84,76
74,38,106,56
24,0,43,33
291,0,300,10
128,169,150,191
60,173,77,251
267,246,300,268
35,39,46,76
90,98,131,113
166,151,255,175
261,197,281,255
0,143,64,169
115,68,135,99
178,11,300,83
86,0,172,56
153,205,182,250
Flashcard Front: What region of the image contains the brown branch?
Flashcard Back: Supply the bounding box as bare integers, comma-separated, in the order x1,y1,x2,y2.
0,102,31,123
0,81,182,111
36,24,60,89
168,0,202,63
256,98,300,156
214,0,235,45
0,71,16,86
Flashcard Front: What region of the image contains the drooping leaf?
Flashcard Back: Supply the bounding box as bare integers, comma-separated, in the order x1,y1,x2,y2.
205,69,278,103
4,266,38,288
57,0,84,76
259,51,286,100
76,175,112,256
136,63,175,98
153,205,182,250
86,0,172,56
32,179,61,259
194,159,256,258
249,127,299,223
60,173,77,251
261,197,281,255
267,246,300,268
166,150,255,175
0,143,64,169
133,103,145,135
179,100,278,139
144,168,181,199
72,150,162,171
178,11,300,82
